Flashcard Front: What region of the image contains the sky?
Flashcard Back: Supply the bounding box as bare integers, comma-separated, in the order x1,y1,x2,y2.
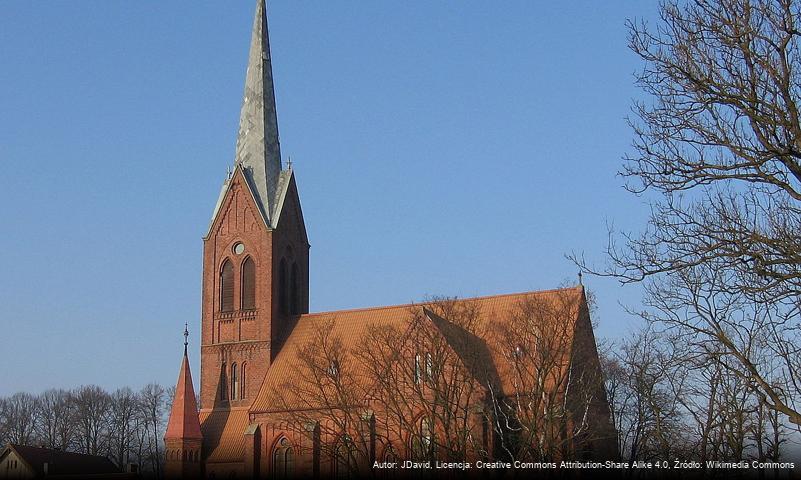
0,1,661,397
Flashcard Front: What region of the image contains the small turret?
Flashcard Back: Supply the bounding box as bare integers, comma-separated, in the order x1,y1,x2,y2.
164,324,203,478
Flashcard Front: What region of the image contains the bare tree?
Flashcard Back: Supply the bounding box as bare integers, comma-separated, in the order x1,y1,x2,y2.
602,319,795,469
107,387,138,468
1,393,39,446
139,383,167,478
0,397,7,446
276,318,375,477
276,299,491,477
277,294,611,476
606,331,689,464
356,299,488,464
489,292,612,462
72,385,111,455
571,0,801,428
36,389,76,450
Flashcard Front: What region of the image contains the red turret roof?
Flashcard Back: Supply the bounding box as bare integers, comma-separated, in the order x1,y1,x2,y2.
165,352,203,440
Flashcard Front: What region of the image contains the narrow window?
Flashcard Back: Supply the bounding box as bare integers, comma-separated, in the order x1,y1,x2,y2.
291,262,300,314
231,363,239,400
220,259,234,312
241,257,256,310
334,436,353,479
278,258,288,315
219,362,228,401
240,363,247,399
411,417,434,459
414,354,421,384
425,352,434,381
328,360,340,380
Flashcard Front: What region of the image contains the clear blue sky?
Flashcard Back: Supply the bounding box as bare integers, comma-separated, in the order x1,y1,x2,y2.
0,1,660,396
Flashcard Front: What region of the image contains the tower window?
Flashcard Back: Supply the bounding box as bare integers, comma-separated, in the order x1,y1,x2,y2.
291,262,300,314
219,362,228,401
231,363,239,400
278,258,288,315
240,363,247,399
241,257,256,310
220,259,234,312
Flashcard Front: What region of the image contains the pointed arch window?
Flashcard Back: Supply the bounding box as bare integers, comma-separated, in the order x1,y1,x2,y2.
414,354,422,384
240,362,247,399
231,363,239,400
272,437,294,478
220,259,234,312
410,417,434,460
278,258,289,315
425,352,434,382
241,257,256,310
219,362,228,401
291,262,300,314
334,436,354,479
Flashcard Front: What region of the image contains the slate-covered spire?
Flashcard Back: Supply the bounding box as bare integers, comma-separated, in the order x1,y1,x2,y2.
164,339,202,441
234,0,282,224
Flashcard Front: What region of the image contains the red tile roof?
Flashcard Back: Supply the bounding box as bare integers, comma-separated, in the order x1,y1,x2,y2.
199,407,251,464
249,287,585,413
165,353,203,440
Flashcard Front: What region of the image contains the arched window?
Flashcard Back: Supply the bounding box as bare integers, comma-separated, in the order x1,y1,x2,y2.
278,258,288,315
414,354,422,384
410,417,434,460
231,363,239,400
220,259,234,312
334,436,354,479
425,352,434,382
219,362,228,401
328,360,340,380
291,262,300,314
383,444,399,462
241,257,256,310
272,437,294,478
240,363,247,399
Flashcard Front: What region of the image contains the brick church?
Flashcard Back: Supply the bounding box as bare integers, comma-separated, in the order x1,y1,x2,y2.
164,1,617,478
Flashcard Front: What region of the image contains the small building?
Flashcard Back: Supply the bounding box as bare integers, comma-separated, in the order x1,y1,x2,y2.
0,444,130,479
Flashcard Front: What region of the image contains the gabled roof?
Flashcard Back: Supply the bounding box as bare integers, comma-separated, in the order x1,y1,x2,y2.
1,444,121,476
249,286,586,413
165,352,203,441
206,163,300,237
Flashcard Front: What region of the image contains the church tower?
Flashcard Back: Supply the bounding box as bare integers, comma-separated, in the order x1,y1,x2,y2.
199,0,309,411
164,326,203,479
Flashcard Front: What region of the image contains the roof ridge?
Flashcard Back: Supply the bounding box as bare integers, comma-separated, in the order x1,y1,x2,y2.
301,285,583,317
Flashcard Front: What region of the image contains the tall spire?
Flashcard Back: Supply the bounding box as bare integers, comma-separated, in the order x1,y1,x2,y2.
234,0,282,224
165,335,202,441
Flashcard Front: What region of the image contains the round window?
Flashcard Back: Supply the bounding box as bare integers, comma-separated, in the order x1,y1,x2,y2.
233,242,245,255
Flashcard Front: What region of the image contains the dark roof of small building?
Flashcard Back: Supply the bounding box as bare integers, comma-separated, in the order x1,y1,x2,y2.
1,444,122,476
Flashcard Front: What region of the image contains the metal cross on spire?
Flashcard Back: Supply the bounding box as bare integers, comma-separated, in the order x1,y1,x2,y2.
183,322,189,355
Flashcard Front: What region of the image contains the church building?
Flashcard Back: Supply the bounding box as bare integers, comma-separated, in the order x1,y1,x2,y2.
165,1,617,478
